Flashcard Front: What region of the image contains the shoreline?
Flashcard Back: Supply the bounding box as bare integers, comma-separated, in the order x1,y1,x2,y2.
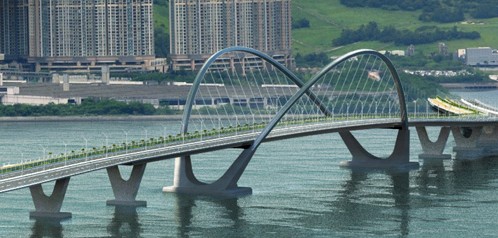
0,114,275,122
0,115,184,122
441,82,498,90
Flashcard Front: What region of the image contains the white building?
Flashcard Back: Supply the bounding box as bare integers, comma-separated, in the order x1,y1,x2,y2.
466,47,498,66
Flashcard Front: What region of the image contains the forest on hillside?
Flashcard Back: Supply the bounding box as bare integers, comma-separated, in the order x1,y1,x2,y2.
340,0,498,23
153,0,169,57
333,22,480,46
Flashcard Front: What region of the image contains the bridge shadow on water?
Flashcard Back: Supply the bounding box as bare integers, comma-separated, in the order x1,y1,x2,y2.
29,205,143,238
290,156,498,236
166,157,498,237
173,194,246,238
30,219,63,238
106,206,142,238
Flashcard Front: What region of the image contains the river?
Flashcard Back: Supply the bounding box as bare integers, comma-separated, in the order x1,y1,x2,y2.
1,90,498,237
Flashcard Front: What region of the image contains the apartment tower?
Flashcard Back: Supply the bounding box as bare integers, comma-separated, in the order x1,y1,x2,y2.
0,0,30,59
170,0,292,71
0,0,155,72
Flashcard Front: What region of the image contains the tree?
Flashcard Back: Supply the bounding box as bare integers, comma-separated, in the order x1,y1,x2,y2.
154,28,169,58
292,18,310,29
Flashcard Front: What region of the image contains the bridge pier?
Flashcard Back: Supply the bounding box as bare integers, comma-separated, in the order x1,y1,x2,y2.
163,153,253,197
106,164,147,207
478,126,498,156
339,128,418,169
451,126,484,161
29,177,71,220
416,127,452,160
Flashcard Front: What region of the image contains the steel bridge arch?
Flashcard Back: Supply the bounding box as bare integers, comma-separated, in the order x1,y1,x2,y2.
180,46,331,133
167,48,411,195
250,49,408,150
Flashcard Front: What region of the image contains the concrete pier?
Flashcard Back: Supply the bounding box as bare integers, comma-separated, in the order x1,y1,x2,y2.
452,126,484,161
416,127,452,160
106,164,147,207
29,178,72,220
339,129,418,169
163,153,253,198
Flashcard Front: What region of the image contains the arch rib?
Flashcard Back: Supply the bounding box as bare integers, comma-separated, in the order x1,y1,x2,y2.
165,49,414,197
252,49,408,150
247,49,414,169
180,46,332,133
167,46,333,195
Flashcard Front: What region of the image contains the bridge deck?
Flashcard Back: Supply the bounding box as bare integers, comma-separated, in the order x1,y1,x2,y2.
2,117,498,193
0,118,404,193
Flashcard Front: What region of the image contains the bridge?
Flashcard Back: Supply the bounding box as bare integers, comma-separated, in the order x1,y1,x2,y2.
1,47,498,220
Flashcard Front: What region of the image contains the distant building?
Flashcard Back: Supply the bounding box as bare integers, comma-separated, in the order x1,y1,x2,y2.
0,0,160,73
466,47,498,66
457,49,466,59
438,42,448,56
380,50,405,57
169,0,293,72
0,0,30,59
406,45,415,56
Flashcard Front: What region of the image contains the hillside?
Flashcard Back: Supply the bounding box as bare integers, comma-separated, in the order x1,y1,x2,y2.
153,0,498,57
292,0,498,56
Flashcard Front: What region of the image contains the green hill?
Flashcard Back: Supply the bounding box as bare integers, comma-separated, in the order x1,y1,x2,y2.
292,0,498,56
154,0,498,57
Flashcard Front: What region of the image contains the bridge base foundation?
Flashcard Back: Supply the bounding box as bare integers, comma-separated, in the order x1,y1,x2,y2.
165,152,255,198
477,126,498,158
106,200,147,207
339,160,419,170
418,154,452,160
416,127,452,160
339,129,419,169
163,186,252,198
453,147,485,161
30,211,72,220
452,127,484,161
106,164,147,207
29,177,71,220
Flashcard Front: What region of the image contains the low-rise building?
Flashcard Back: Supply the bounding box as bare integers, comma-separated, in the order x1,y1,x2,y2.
466,47,498,66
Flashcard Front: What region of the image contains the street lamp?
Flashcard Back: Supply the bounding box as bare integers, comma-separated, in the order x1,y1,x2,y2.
180,121,185,144
361,101,364,119
62,141,68,165
38,144,47,170
161,125,167,146
200,119,204,141
141,127,148,149
426,100,429,118
38,144,46,159
413,100,417,118
82,135,88,161
332,103,335,120
218,118,221,138
388,100,391,117
235,115,239,134
101,132,108,157
121,129,128,153
346,103,350,120
375,101,379,115
16,148,24,174
252,114,255,133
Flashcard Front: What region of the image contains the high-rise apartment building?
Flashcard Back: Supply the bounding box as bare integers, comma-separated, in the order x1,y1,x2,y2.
0,0,156,72
170,0,292,71
0,0,30,59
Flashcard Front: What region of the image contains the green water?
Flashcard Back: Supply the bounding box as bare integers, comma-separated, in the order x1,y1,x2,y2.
1,90,498,237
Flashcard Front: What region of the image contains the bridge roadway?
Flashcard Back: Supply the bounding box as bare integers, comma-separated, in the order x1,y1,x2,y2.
1,117,498,193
